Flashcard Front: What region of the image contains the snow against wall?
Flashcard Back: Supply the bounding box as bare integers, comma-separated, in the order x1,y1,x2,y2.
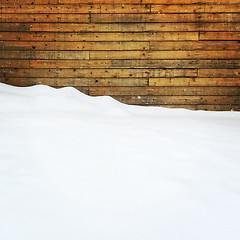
0,83,240,240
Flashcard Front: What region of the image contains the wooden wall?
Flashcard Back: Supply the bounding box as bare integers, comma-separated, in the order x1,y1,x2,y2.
0,0,239,111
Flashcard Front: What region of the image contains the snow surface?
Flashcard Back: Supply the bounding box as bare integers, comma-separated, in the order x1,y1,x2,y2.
0,83,240,240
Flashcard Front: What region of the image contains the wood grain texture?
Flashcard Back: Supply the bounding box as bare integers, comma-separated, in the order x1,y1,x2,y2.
89,86,240,96
0,77,148,87
149,78,240,86
0,1,239,111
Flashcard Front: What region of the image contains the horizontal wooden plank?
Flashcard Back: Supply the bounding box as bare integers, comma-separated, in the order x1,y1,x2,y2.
27,23,240,32
59,0,140,3
0,0,139,3
61,0,239,3
30,60,110,68
198,69,240,78
2,69,237,78
0,51,90,60
26,59,240,69
111,60,240,69
0,4,150,14
1,41,238,51
1,0,238,4
0,32,198,41
0,68,198,78
0,0,58,4
113,95,240,105
1,22,239,33
151,4,240,13
0,41,149,51
91,13,240,23
200,32,240,40
90,50,240,59
0,23,30,32
89,86,240,96
3,50,238,60
0,77,148,87
0,14,89,23
149,78,240,86
149,41,240,51
0,60,30,68
142,0,240,3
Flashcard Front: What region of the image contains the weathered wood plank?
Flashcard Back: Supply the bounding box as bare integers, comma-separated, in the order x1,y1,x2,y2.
113,95,240,105
111,60,240,69
151,4,240,14
0,23,30,32
0,32,198,41
0,4,150,14
200,32,240,40
149,78,240,86
0,77,148,87
198,69,240,78
142,0,240,3
0,51,90,60
89,86,240,96
1,50,238,60
91,13,240,23
149,41,240,51
59,0,140,3
26,23,240,32
0,68,198,78
1,69,237,78
0,0,58,4
0,60,30,68
26,59,240,69
30,60,111,68
1,4,238,14
0,41,149,51
1,41,238,51
0,14,89,23
90,50,240,59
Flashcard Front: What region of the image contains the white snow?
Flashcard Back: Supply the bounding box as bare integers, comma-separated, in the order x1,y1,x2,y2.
0,83,240,240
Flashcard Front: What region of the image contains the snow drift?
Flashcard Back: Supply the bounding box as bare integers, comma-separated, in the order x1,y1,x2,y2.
0,83,240,240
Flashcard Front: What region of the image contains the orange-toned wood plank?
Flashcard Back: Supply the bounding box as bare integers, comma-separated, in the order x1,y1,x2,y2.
0,23,30,32
149,41,240,51
0,4,150,14
151,4,240,14
149,78,240,86
0,32,198,41
142,0,240,3
91,13,240,23
28,22,240,32
0,68,198,78
2,41,238,51
0,60,29,68
200,32,240,40
0,0,58,4
0,14,89,23
0,41,149,51
59,0,140,3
